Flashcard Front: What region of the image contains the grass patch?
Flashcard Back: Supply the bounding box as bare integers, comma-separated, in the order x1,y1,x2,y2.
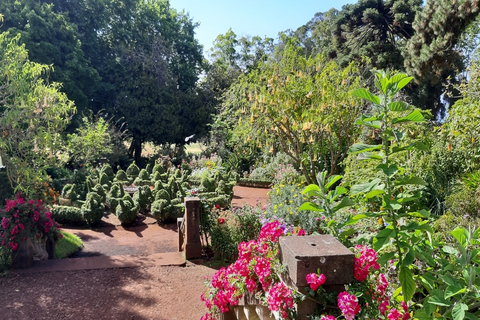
56,230,83,259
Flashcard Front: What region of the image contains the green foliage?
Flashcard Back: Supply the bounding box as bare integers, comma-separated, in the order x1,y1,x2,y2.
114,169,130,186
133,168,150,186
223,37,363,183
100,163,115,182
92,184,106,204
81,192,104,227
116,194,138,225
348,70,431,302
61,184,77,203
106,182,125,211
133,185,153,213
126,162,140,181
64,116,114,168
444,182,480,219
49,205,85,226
55,230,83,259
0,32,75,198
151,199,169,222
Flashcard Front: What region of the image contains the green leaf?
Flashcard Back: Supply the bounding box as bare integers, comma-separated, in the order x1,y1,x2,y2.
373,226,395,251
445,283,466,299
442,245,458,255
298,202,323,212
348,143,382,154
377,163,399,177
429,289,451,307
365,189,385,199
352,88,381,105
350,179,382,196
302,184,321,196
392,109,425,124
419,272,436,291
452,303,468,320
345,214,367,226
325,175,342,190
402,246,416,266
399,266,416,301
407,209,430,218
395,176,427,186
389,101,410,111
393,75,414,93
333,197,355,212
451,227,469,248
465,312,478,320
357,152,383,161
377,251,395,265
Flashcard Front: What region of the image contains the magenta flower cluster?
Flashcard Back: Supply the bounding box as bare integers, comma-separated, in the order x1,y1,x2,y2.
306,273,326,291
201,220,300,320
0,194,62,251
354,244,380,282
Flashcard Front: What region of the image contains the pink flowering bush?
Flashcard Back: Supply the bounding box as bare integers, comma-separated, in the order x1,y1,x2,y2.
0,194,62,254
307,245,410,320
201,221,303,320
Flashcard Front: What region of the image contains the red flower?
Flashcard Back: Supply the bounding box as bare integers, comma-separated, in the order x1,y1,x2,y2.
218,218,225,224
215,204,220,210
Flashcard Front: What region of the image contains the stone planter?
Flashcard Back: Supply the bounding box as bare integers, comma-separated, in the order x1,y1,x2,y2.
11,238,34,269
46,238,56,259
31,235,49,261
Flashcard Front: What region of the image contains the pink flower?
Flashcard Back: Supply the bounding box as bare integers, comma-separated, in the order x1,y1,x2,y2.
354,245,380,282
297,228,306,236
258,221,284,243
338,291,360,320
267,282,294,319
306,273,326,291
320,316,336,320
1,217,9,230
387,308,402,320
218,218,225,224
215,204,220,209
10,241,18,251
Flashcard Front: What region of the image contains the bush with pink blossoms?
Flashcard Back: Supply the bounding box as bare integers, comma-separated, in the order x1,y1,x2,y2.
0,194,62,256
201,221,304,320
306,245,410,320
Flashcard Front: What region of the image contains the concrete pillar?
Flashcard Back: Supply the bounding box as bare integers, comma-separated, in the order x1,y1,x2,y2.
279,235,354,319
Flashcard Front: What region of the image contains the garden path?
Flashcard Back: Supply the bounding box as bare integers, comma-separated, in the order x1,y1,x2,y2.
0,185,271,320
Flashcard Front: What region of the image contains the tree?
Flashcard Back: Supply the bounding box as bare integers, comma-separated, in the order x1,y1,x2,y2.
0,0,99,124
0,33,75,197
404,0,480,116
222,37,363,183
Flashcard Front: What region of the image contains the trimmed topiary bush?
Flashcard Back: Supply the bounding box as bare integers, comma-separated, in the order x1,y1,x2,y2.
50,205,86,226
107,182,125,212
114,169,130,185
81,192,105,226
126,162,140,181
134,169,151,186
61,183,77,203
100,163,115,181
116,194,138,225
151,199,169,222
133,185,153,213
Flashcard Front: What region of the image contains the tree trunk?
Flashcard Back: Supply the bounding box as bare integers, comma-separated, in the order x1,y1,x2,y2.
128,138,143,164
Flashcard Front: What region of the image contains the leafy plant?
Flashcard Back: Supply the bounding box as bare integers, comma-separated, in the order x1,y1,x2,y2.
348,70,431,302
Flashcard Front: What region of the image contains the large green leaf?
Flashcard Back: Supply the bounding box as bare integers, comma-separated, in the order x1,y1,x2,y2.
357,152,383,161
325,175,342,190
399,266,416,301
333,197,355,212
350,179,382,195
392,109,425,124
352,88,381,104
302,184,321,196
377,163,399,177
452,303,468,320
445,283,466,299
451,227,469,248
389,101,410,111
392,75,414,93
395,176,427,186
348,143,382,154
428,289,451,307
373,226,395,251
298,202,323,212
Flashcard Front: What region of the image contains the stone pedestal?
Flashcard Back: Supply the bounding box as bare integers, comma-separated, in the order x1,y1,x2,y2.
11,238,34,269
181,197,202,260
46,239,56,259
279,235,354,319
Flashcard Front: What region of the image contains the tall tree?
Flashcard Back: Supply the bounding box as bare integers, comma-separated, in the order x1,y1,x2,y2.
0,33,75,197
0,0,99,123
404,0,480,115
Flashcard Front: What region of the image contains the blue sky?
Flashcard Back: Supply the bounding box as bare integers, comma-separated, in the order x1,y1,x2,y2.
169,0,357,52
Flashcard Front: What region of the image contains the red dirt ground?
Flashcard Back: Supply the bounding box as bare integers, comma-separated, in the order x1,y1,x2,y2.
0,186,270,320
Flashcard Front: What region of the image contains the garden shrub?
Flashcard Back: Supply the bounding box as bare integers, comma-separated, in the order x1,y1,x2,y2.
151,199,169,222
106,182,125,211
126,162,140,181
61,183,77,203
134,168,150,186
50,205,86,226
92,184,107,204
81,192,104,226
151,171,162,182
99,172,111,189
116,194,138,225
155,188,171,201
444,182,480,218
152,162,165,175
99,163,115,181
133,185,153,213
114,169,130,185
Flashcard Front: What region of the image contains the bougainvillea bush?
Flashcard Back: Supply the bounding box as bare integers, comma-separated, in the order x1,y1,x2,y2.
200,220,305,320
0,194,62,254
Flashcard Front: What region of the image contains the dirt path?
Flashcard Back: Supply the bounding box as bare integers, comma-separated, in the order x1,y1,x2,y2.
0,186,271,320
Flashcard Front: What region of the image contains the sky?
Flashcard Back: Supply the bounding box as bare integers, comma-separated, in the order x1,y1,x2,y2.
169,0,357,53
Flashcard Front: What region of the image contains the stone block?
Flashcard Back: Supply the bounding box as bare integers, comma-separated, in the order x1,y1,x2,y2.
279,235,354,288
